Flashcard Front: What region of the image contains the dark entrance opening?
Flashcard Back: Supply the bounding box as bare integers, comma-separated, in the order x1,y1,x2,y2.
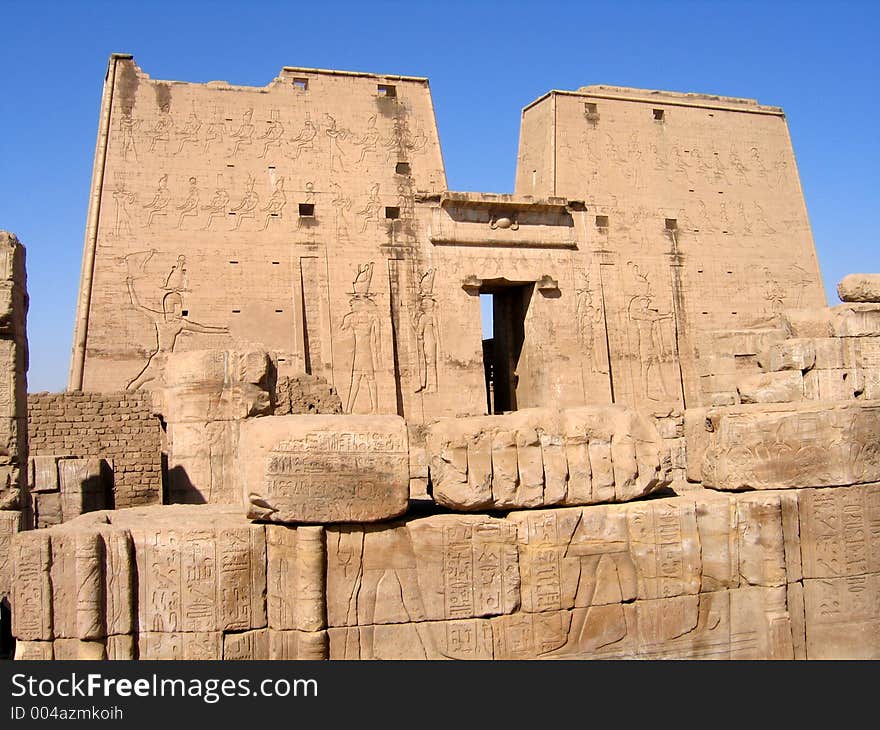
479,281,533,414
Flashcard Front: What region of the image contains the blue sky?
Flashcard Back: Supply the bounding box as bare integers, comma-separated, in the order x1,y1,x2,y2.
1,0,878,392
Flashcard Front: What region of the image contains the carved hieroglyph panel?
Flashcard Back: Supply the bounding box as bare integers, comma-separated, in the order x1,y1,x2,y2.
240,415,409,523
700,402,880,490
131,522,266,634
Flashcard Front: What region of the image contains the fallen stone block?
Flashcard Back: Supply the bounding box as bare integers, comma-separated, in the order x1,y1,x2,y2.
837,274,880,303
737,370,803,404
240,415,409,524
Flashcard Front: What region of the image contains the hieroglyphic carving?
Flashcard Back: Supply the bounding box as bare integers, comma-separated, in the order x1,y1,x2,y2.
241,415,409,523
357,184,381,233
12,531,52,640
111,179,137,237
324,113,348,172
575,270,608,374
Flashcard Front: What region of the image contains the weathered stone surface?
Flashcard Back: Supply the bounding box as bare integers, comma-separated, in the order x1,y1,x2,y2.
737,370,803,404
427,406,670,510
0,509,22,604
832,304,880,337
781,308,834,338
274,374,343,415
803,368,863,401
838,274,880,304
762,339,815,372
240,415,409,523
701,402,880,490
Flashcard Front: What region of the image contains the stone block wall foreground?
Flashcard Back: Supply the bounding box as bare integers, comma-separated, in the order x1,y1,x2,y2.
6,56,880,660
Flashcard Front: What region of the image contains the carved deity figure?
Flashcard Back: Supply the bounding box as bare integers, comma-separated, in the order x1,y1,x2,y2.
146,103,174,153
143,174,170,227
352,114,380,164
201,180,230,231
230,176,259,230
173,111,202,155
575,280,606,374
357,183,381,233
261,177,287,230
258,110,285,158
342,263,380,413
176,177,200,229
289,115,318,160
125,275,228,390
412,269,439,394
230,109,255,157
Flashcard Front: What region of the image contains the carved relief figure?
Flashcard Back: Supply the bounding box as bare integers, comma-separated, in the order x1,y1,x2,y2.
230,175,259,230
261,177,287,230
575,274,606,374
412,269,439,394
125,266,228,390
230,109,255,157
383,115,427,162
143,174,170,227
357,183,382,233
331,181,352,240
627,265,674,401
201,177,230,230
146,103,174,153
119,109,139,161
289,114,318,160
258,109,285,158
163,255,187,293
112,180,137,237
342,263,380,414
173,111,202,155
324,113,348,172
176,176,200,229
352,114,380,164
763,269,785,314
203,109,226,156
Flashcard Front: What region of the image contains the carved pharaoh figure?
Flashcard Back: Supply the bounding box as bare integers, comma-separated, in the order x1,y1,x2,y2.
125,271,228,391
412,269,439,394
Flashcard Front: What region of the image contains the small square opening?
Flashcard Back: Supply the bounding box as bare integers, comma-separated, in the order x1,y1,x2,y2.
653,108,665,121
378,84,397,98
181,310,189,317
665,218,678,230
292,78,308,91
595,215,609,228
584,102,599,120
298,203,315,217
385,206,400,219
229,260,239,264
395,161,411,175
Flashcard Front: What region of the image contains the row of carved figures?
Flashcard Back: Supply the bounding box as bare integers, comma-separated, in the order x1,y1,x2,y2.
117,105,428,169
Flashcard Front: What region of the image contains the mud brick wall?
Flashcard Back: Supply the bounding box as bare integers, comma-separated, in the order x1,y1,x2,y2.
28,392,162,508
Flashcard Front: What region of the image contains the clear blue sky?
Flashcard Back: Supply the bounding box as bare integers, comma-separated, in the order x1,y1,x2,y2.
2,0,877,392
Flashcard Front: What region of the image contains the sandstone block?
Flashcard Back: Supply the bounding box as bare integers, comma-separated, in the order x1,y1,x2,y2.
240,415,409,524
736,370,803,404
781,308,834,338
837,274,880,303
701,401,880,490
803,369,863,401
762,339,815,372
427,406,670,511
832,303,880,337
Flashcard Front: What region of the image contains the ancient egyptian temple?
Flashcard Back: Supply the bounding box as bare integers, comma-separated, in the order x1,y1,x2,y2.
1,55,878,660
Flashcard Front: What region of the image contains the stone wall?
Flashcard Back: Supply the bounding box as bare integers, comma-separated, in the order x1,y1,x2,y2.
27,392,162,509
